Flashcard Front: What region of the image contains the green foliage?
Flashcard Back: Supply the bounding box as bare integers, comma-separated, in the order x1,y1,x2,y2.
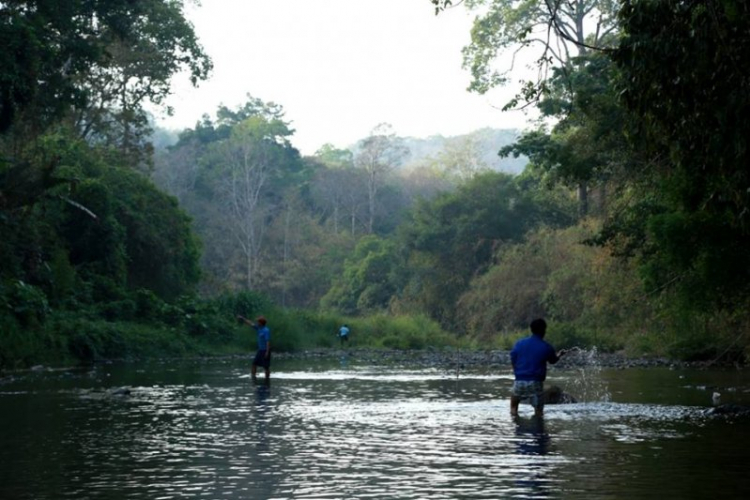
0,0,211,153
106,168,201,299
502,52,635,217
29,132,201,300
157,97,304,295
452,0,618,101
313,144,354,169
214,290,272,319
457,223,654,352
1,0,208,371
272,309,343,349
53,315,198,364
394,171,572,327
612,0,750,310
0,312,65,368
7,0,750,369
5,281,49,327
48,249,76,305
346,313,456,350
321,235,401,315
548,322,623,353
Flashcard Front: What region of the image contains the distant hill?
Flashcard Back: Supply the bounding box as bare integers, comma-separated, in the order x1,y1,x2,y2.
399,128,528,175
152,124,529,175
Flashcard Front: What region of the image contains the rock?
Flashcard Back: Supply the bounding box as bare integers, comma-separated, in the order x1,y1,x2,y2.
712,392,721,405
542,385,577,405
706,403,750,417
108,386,131,396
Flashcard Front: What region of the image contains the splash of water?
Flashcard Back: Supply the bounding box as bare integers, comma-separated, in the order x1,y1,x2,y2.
565,346,611,403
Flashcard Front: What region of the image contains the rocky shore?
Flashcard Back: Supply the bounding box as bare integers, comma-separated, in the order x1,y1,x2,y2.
4,347,742,377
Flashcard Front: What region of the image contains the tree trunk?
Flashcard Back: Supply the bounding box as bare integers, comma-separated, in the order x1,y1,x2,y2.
578,182,588,217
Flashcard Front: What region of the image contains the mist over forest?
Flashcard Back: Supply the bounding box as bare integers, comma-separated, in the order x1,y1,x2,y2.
2,0,750,368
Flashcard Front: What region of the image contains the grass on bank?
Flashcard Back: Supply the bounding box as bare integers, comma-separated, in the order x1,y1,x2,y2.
3,285,749,369
0,297,460,370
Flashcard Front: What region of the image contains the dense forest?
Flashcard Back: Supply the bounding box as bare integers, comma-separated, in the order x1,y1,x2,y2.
2,0,749,368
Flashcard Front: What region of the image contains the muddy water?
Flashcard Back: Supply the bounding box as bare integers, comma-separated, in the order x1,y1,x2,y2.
1,356,749,499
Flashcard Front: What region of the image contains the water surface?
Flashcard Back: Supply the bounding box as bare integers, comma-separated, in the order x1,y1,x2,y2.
1,356,749,498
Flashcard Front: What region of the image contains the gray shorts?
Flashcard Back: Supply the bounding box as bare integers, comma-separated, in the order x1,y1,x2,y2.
512,380,544,408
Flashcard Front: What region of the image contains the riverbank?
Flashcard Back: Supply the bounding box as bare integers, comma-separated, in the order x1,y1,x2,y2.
4,346,744,377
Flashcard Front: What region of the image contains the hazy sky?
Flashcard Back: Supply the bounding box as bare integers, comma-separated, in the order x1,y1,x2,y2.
156,0,533,155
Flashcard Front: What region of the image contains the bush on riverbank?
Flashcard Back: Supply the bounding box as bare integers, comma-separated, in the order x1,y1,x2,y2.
0,286,460,369
344,313,457,350
3,279,748,369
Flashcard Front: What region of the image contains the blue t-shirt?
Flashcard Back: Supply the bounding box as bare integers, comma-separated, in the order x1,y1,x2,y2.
253,325,270,351
339,326,350,337
511,334,558,381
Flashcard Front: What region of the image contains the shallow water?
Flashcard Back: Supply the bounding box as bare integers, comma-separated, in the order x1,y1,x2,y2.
2,356,750,499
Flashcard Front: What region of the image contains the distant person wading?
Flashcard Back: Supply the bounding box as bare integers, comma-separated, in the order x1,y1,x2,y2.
338,324,350,347
238,315,271,381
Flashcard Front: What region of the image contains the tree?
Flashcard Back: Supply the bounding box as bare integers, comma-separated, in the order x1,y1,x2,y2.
1,0,211,163
500,52,631,216
265,193,354,308
310,161,368,235
354,123,409,233
12,131,201,300
427,132,491,181
309,145,368,235
430,1,619,215
155,98,303,294
609,0,750,308
211,115,299,290
432,0,617,100
396,171,571,326
320,235,401,315
314,143,354,170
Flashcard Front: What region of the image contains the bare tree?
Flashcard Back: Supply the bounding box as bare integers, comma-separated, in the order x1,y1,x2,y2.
354,123,409,234
151,141,201,205
311,165,368,235
217,126,275,290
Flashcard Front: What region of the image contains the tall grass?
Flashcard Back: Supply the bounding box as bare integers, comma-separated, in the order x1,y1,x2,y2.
345,313,457,350
1,304,462,369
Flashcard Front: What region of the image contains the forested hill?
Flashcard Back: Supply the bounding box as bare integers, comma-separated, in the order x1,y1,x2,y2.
402,128,526,174
372,128,526,175
153,126,528,175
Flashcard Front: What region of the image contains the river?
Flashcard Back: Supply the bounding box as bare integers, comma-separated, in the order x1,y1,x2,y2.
1,353,750,499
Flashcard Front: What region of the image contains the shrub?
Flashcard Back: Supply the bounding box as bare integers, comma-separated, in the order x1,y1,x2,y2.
350,313,455,350
7,281,49,327
98,299,137,321
0,313,47,368
215,290,271,319
548,322,622,353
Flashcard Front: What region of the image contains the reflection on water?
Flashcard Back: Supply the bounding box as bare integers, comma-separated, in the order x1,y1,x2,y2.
512,416,552,496
1,359,750,499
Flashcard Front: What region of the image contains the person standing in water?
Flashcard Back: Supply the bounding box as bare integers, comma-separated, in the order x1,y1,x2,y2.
238,315,271,381
510,318,566,417
338,324,350,346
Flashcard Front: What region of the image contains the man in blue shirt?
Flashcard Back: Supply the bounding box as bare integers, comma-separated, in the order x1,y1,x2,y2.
238,315,271,381
510,318,566,417
338,324,350,346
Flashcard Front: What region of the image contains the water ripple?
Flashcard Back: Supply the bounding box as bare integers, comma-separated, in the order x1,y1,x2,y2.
1,362,750,499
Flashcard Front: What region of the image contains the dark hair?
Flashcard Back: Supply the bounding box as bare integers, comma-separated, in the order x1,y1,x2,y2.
530,318,547,336
256,316,267,326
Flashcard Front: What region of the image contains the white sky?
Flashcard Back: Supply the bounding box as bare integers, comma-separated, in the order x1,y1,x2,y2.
155,0,535,155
